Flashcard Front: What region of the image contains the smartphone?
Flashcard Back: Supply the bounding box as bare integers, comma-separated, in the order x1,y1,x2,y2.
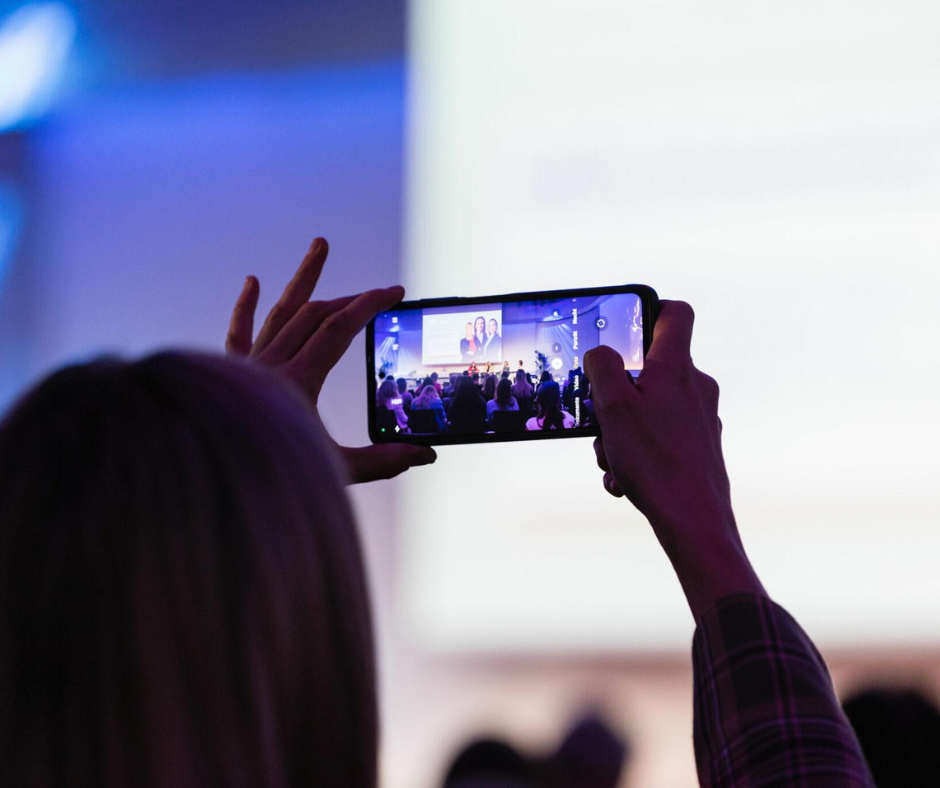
367,284,659,445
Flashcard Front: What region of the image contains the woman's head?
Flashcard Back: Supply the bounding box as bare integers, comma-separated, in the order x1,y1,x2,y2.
495,378,515,408
514,369,527,385
482,374,498,400
452,375,483,407
576,376,591,400
464,322,474,340
0,353,376,786
474,317,485,336
535,380,565,430
413,383,439,408
377,377,399,406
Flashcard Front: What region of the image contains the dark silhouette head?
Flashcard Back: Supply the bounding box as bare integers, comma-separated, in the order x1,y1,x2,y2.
453,375,484,408
495,378,515,409
396,377,408,394
482,374,498,401
442,738,534,788
377,376,399,406
842,687,940,788
0,353,376,786
537,713,629,788
534,380,565,430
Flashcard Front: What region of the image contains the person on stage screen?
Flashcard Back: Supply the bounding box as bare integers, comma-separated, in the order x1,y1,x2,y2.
473,316,486,351
459,322,479,362
483,318,502,361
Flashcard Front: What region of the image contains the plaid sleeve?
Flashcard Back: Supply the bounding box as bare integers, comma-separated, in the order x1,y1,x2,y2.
692,594,874,787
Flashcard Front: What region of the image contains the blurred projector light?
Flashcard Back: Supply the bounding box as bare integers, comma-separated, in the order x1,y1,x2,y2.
0,3,76,132
0,181,23,295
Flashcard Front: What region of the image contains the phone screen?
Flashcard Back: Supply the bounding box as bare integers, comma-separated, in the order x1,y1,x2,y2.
370,290,647,441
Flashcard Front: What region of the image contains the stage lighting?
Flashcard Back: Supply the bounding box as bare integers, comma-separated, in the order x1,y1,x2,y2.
0,3,76,132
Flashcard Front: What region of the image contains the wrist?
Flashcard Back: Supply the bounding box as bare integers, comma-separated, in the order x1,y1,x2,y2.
648,510,766,619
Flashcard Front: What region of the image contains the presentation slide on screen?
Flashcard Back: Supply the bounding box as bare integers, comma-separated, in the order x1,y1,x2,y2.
422,306,503,365
400,0,940,653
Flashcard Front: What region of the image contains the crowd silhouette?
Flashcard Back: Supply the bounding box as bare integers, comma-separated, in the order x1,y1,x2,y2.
376,367,595,436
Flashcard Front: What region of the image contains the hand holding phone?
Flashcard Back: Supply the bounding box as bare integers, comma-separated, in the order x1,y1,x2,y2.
586,301,765,618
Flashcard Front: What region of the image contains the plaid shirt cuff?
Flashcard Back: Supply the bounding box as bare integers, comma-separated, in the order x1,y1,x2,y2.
692,593,873,787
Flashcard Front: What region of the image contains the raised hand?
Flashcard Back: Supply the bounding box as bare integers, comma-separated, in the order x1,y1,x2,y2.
584,301,765,617
226,237,437,484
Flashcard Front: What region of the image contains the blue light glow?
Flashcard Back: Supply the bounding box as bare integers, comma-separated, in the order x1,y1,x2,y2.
0,180,23,296
0,3,76,131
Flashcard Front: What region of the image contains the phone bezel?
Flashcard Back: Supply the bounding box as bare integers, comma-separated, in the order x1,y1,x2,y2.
366,284,659,446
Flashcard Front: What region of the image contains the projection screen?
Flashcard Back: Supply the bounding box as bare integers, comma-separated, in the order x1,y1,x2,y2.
400,0,940,652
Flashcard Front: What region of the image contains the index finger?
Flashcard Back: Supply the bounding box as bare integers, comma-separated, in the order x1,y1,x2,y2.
251,237,330,356
226,276,259,356
644,300,695,367
289,286,405,397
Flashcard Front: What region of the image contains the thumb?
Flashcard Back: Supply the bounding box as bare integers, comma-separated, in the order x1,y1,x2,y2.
583,346,638,417
340,443,437,485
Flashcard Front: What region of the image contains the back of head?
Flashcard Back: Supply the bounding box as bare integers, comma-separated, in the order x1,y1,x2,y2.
377,377,399,405
443,738,534,788
495,378,514,407
0,353,377,788
453,376,483,409
842,687,940,787
536,381,565,430
414,382,440,408
483,374,498,399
